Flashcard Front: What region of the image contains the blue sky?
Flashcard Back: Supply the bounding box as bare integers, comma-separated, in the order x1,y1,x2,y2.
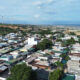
0,0,80,24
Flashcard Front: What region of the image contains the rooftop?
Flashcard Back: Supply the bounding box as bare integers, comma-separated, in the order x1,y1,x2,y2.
62,74,75,80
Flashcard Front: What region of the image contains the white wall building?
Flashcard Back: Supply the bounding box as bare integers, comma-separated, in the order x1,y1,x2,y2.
28,37,38,45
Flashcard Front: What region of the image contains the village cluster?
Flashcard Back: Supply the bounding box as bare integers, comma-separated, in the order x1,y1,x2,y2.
0,27,80,80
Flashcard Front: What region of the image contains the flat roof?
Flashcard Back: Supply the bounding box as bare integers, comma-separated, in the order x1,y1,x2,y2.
62,74,75,80
0,66,7,71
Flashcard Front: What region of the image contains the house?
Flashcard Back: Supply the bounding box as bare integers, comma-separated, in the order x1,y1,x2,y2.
27,37,39,45
0,47,10,56
68,49,80,80
20,47,27,52
10,51,20,59
0,61,8,80
67,59,80,80
37,56,48,61
44,49,55,55
0,77,6,80
2,38,8,42
61,34,78,41
31,59,50,70
0,55,13,61
62,74,75,80
0,64,8,73
25,51,51,70
71,43,80,53
5,33,17,39
0,36,3,40
45,34,52,38
54,42,62,48
8,40,18,44
25,56,36,64
36,69,49,80
0,43,8,48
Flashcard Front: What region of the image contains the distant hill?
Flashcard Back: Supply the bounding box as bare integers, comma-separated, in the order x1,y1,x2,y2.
0,27,17,35
0,24,28,31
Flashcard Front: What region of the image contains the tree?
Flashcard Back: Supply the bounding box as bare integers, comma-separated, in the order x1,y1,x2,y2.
50,36,53,40
61,38,76,47
54,61,64,69
78,38,80,44
53,32,64,38
7,63,37,80
56,39,62,42
69,32,76,35
60,54,70,61
49,68,64,80
0,27,17,35
39,29,53,35
37,39,53,50
70,37,76,44
30,70,37,80
20,30,27,36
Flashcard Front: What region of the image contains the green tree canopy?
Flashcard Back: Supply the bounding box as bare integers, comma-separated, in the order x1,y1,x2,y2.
0,27,17,35
37,39,53,50
53,32,64,38
78,38,80,44
7,63,37,80
69,32,76,35
54,61,64,69
60,54,70,61
61,38,76,47
56,39,62,42
49,68,64,80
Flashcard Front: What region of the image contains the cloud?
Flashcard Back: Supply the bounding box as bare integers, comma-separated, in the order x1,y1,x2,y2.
47,0,54,3
0,0,80,24
33,0,56,11
33,0,57,16
34,1,43,6
34,14,40,19
45,11,56,15
33,0,54,7
37,6,41,9
0,6,5,10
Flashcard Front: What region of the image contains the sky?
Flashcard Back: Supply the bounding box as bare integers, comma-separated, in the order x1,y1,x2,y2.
0,0,80,25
